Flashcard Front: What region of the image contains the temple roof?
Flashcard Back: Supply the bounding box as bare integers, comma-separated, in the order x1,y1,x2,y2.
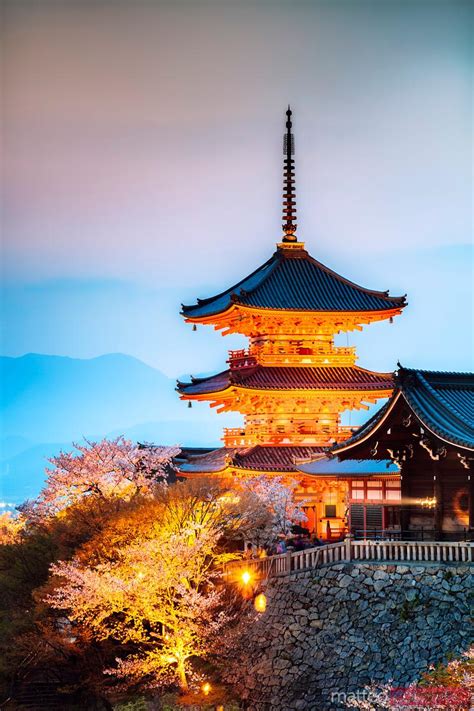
233,445,325,471
177,365,394,396
181,245,407,319
297,457,399,477
332,367,474,454
175,447,237,474
176,445,325,474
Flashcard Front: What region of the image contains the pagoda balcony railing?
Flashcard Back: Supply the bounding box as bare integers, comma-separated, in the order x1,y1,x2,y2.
227,345,356,368
222,426,353,448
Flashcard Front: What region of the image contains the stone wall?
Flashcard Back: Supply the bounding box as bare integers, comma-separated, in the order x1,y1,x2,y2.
226,562,473,710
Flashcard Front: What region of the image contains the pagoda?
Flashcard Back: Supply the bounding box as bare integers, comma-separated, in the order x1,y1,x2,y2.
176,108,407,537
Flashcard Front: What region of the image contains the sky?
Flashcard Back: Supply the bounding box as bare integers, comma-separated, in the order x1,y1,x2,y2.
1,0,473,381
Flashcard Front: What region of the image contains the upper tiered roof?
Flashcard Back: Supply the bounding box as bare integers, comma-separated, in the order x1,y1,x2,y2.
332,367,474,454
177,365,394,397
181,245,407,320
183,107,406,323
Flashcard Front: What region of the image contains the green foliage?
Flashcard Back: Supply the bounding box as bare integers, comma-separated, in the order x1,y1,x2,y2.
113,699,150,711
418,648,473,688
398,595,420,621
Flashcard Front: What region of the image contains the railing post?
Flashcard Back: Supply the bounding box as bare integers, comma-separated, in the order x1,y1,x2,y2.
286,551,292,574
344,533,352,561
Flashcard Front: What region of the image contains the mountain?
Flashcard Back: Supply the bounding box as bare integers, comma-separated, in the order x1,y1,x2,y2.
1,353,182,442
1,353,233,504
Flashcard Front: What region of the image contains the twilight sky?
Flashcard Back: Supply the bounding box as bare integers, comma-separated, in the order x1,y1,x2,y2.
1,0,473,379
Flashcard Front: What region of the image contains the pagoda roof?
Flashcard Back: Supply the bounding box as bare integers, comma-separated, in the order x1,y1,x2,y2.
181,245,407,319
297,456,399,477
175,445,325,474
177,365,394,397
332,367,474,454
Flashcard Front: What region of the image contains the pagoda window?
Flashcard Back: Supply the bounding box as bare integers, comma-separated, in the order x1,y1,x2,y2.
366,481,383,500
385,481,401,501
351,481,365,500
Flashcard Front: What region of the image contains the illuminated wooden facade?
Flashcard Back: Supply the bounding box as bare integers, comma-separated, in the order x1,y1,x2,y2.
176,109,407,538
326,368,474,540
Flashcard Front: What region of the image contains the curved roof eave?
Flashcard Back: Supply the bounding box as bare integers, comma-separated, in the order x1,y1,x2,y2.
181,247,407,319
332,371,474,454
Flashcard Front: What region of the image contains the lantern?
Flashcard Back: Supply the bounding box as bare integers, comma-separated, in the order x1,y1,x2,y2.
241,570,251,585
254,593,267,613
202,681,211,696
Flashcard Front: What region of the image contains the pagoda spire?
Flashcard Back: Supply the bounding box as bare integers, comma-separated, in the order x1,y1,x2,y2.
282,105,297,242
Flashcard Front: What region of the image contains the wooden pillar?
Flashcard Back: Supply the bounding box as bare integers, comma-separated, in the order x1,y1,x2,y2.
400,464,410,534
468,465,474,531
433,463,443,537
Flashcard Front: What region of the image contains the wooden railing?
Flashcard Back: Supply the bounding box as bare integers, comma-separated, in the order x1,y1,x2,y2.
224,539,474,581
222,425,355,447
351,539,473,563
227,345,357,368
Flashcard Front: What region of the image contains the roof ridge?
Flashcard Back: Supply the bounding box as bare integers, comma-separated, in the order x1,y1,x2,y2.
407,371,474,431
304,252,406,304
399,366,474,379
352,364,395,377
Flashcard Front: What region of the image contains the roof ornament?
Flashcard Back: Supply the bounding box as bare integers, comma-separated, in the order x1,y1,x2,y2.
282,106,297,242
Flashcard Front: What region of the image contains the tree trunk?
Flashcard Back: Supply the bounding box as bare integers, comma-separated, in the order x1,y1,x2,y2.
177,658,188,693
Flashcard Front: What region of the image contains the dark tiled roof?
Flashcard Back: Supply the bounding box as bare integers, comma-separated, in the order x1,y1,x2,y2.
399,368,474,450
333,367,474,453
297,457,399,477
182,246,407,318
232,445,325,472
177,365,394,396
175,445,325,473
176,448,239,474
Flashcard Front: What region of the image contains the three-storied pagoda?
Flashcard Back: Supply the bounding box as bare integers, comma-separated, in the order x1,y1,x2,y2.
176,109,407,537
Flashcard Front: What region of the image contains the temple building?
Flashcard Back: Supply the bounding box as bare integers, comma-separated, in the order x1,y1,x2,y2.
175,108,407,538
303,367,473,540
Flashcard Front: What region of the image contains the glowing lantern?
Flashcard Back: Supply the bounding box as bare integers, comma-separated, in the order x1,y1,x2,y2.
254,593,267,613
202,681,211,696
241,570,252,585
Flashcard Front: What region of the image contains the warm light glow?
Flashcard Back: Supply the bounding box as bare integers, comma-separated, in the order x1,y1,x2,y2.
254,593,267,613
202,681,211,696
419,497,437,509
241,570,252,585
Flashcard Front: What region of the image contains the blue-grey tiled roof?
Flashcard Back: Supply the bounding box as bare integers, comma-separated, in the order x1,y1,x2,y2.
297,457,399,477
181,246,407,318
400,369,474,450
333,368,474,453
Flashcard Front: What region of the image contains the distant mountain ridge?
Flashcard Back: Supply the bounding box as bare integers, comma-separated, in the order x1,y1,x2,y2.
1,353,234,504
1,353,179,442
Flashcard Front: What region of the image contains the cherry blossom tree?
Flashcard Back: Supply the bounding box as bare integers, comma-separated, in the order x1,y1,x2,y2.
44,479,242,693
235,475,308,549
27,437,180,520
345,647,473,710
0,511,25,545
